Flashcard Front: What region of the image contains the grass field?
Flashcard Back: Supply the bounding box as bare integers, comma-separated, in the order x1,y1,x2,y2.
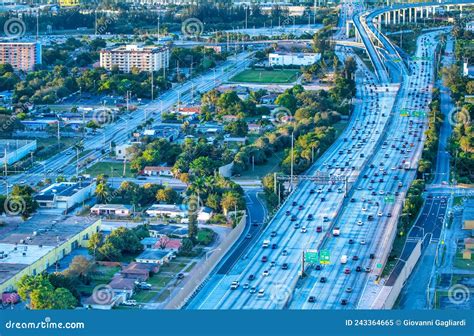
230,69,300,84
85,161,133,178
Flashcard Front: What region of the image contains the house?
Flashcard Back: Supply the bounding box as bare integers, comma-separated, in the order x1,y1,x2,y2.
135,249,174,265
140,237,159,249
82,290,123,310
178,106,201,117
143,166,174,177
248,123,262,134
462,199,474,230
121,262,159,282
222,115,239,123
108,276,137,299
464,238,474,250
145,204,188,218
223,136,247,144
259,94,278,105
153,237,182,252
466,20,474,32
35,181,95,210
115,143,136,160
198,207,214,223
463,61,474,79
90,204,133,217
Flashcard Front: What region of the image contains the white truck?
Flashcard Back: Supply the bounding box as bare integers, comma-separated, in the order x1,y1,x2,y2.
332,227,340,236
340,255,348,264
404,161,411,170
262,239,270,248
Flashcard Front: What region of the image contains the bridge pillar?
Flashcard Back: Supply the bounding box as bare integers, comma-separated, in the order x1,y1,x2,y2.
414,8,417,23
408,8,412,23
402,9,406,25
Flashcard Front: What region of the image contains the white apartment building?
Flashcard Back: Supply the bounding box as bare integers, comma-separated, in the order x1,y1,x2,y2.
100,45,169,73
269,52,321,67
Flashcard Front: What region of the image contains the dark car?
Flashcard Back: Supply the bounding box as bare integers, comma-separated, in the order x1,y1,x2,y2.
341,299,348,306
177,273,184,279
292,201,297,206
261,256,268,262
320,277,327,283
308,296,316,303
291,215,297,221
356,266,362,272
349,239,354,245
316,226,322,233
248,274,255,281
281,263,288,270
271,244,278,249
307,214,313,220
352,256,359,261
315,265,322,271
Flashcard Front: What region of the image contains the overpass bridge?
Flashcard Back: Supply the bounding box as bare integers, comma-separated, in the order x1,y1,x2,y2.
352,0,474,82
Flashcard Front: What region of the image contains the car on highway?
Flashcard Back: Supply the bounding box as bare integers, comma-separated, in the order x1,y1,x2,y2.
243,283,249,289
320,277,327,283
230,281,239,290
316,226,322,233
262,270,269,277
258,289,265,297
248,274,255,281
308,296,316,303
271,231,277,237
307,214,313,220
282,263,288,270
250,287,257,294
344,268,351,275
346,287,353,293
282,250,288,256
341,299,348,306
300,227,307,233
245,233,252,239
261,256,268,262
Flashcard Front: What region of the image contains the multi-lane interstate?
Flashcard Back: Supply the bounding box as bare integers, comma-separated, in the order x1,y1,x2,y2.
187,0,451,310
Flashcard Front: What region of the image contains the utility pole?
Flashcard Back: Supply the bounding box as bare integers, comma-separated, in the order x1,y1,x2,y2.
123,157,127,177
157,13,160,40
36,9,39,41
57,121,61,149
151,70,154,101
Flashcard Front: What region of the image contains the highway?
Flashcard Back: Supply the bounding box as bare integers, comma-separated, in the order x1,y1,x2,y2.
0,52,253,195
288,23,444,308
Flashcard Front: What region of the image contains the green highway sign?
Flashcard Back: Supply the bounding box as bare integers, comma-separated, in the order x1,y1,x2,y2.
305,251,319,264
400,109,410,117
384,195,395,204
320,250,330,265
377,263,383,269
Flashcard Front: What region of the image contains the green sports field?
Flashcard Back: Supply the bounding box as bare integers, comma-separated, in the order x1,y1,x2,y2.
230,69,300,84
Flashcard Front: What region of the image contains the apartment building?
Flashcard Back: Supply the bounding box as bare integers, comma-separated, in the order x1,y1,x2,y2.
0,41,42,71
99,44,170,73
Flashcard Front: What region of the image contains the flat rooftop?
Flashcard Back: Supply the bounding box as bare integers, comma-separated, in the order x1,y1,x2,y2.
36,181,92,199
0,214,99,286
462,199,474,222
0,213,97,247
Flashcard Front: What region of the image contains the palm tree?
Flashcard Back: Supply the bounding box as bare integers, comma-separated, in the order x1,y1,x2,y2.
95,182,110,203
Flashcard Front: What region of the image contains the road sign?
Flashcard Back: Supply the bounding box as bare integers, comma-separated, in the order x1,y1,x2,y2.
399,109,409,117
384,195,395,204
376,263,382,269
305,250,319,264
320,250,330,265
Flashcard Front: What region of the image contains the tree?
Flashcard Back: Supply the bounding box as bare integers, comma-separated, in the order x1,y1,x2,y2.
156,187,178,204
180,238,194,254
95,182,111,203
221,191,239,216
158,236,170,249
17,274,53,302
224,119,249,137
98,242,122,261
63,255,93,282
275,92,297,112
188,212,198,241
88,232,103,257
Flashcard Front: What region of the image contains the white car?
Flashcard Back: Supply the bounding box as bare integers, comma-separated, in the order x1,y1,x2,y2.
262,270,269,277
258,289,265,297
360,240,366,245
300,227,307,233
357,220,363,226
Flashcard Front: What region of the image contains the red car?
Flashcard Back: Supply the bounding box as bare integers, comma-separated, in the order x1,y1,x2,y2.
344,268,351,275
316,226,322,233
